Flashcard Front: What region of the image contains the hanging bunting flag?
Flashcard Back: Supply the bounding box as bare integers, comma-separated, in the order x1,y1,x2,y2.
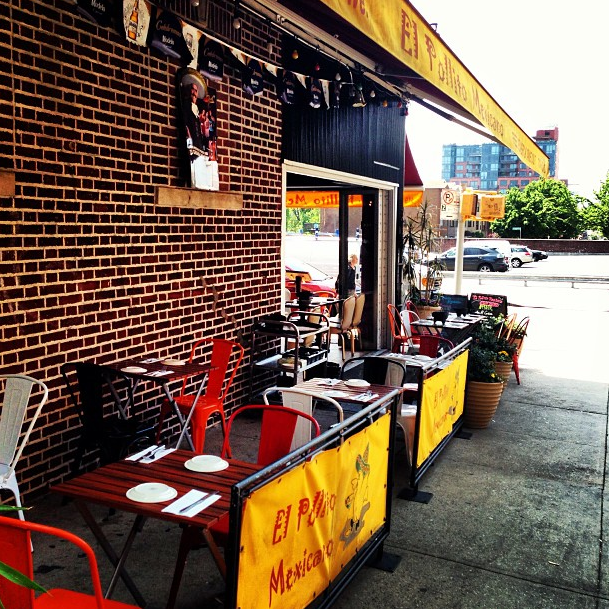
122,0,151,46
199,39,225,82
77,0,115,27
331,81,342,108
230,48,247,65
149,7,193,63
182,21,202,69
321,79,331,109
279,70,297,105
243,58,264,95
308,77,324,109
263,63,279,78
294,72,307,90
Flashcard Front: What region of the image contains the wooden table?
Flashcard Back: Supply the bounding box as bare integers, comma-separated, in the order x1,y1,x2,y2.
411,313,483,346
51,450,258,609
103,358,212,451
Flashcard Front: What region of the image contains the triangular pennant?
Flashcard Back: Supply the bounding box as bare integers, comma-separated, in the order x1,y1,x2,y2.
308,77,324,109
263,63,279,78
199,38,225,82
149,7,193,63
294,72,307,89
321,79,330,109
123,0,152,46
182,21,202,69
243,58,264,95
279,70,297,104
230,48,247,65
77,0,114,27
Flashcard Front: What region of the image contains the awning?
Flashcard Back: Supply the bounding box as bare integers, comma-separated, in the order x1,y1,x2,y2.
269,0,549,178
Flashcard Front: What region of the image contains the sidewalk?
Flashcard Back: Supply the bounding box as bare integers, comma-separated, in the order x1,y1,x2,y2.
27,294,609,608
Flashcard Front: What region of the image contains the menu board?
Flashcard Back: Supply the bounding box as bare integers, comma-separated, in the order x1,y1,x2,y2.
440,293,469,313
469,293,508,317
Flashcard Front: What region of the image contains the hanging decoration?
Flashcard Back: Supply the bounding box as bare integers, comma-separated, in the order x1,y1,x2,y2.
308,77,323,109
243,58,265,96
122,0,152,46
279,70,298,105
199,39,225,82
182,21,203,69
77,0,115,27
149,7,193,63
177,68,219,190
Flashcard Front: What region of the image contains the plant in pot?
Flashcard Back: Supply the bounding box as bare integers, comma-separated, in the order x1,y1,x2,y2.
464,319,505,429
401,200,444,318
495,335,516,392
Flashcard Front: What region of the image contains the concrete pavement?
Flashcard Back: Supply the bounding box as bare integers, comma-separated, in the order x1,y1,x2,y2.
26,283,609,608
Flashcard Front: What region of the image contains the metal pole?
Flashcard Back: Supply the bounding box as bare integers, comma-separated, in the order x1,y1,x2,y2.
455,193,466,295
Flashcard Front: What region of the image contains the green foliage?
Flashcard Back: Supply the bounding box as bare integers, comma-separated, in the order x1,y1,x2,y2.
580,171,609,239
285,208,320,233
402,201,443,306
467,317,504,383
491,178,581,239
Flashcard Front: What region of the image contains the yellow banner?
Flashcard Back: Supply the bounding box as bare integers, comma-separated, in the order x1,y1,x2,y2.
237,414,390,609
403,190,423,208
317,0,549,178
286,191,363,208
417,351,468,466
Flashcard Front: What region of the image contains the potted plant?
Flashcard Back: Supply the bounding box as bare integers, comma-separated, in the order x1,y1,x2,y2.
464,319,505,428
495,335,516,392
401,200,443,318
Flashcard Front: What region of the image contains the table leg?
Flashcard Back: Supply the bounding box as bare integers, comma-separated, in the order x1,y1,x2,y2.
160,383,195,451
74,500,147,608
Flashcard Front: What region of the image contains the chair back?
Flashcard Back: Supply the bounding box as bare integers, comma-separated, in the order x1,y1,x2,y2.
262,387,343,448
417,335,454,358
351,293,366,329
340,356,406,387
339,295,356,331
399,308,419,337
186,338,244,401
0,375,48,478
0,514,135,609
220,404,321,466
387,303,408,341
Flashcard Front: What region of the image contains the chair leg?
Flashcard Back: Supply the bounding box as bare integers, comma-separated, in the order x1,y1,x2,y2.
513,353,520,385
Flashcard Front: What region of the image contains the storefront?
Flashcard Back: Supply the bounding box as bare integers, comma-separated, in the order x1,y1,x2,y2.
1,0,545,500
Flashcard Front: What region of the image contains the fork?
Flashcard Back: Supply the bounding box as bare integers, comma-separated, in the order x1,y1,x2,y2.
138,445,166,462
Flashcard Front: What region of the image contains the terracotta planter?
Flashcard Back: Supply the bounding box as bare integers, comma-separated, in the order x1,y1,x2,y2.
464,380,503,428
494,360,513,393
417,305,441,320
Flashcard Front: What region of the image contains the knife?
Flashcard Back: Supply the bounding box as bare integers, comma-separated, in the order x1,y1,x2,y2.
179,493,209,514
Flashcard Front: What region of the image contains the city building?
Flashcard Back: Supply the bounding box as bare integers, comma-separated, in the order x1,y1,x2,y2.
442,127,560,192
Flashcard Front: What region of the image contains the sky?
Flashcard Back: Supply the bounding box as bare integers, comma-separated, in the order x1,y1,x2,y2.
405,0,609,201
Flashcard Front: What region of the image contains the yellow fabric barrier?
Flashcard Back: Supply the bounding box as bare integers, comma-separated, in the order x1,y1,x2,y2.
237,413,390,609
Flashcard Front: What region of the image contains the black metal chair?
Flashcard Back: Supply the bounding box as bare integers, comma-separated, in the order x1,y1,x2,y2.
61,362,155,476
340,356,407,387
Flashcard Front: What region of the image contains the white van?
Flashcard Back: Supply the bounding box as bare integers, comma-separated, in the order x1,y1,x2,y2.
465,239,511,267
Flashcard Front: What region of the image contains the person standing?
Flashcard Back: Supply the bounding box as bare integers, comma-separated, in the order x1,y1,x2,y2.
347,254,358,296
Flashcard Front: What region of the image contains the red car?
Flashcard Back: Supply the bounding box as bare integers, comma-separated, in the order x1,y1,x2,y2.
285,258,337,299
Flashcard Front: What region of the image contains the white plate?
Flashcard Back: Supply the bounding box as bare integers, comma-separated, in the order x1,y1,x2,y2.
162,359,186,366
121,366,148,374
126,482,178,503
184,455,229,473
322,390,349,398
344,379,371,388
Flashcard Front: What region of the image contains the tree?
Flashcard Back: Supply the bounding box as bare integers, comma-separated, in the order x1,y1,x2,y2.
491,178,581,239
285,208,320,233
581,171,609,238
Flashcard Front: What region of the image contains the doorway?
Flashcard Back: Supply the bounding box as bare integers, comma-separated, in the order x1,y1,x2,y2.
282,161,399,352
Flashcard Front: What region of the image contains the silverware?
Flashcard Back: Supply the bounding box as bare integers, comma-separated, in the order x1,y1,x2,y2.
140,445,166,462
132,445,158,461
179,494,208,514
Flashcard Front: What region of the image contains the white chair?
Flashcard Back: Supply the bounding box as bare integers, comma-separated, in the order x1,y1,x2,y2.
262,387,343,449
348,293,366,356
0,374,48,520
329,295,356,359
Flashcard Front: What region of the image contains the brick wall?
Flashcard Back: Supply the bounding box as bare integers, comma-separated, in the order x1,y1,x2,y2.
0,0,282,501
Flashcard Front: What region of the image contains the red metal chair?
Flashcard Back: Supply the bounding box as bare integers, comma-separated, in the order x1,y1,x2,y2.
154,338,244,453
507,317,529,385
416,334,454,358
387,303,418,354
165,405,321,606
0,515,138,608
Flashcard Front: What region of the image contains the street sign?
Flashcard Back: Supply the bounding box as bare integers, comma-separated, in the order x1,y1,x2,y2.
440,189,460,220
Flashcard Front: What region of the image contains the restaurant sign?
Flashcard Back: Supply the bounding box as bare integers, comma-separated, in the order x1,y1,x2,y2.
236,414,390,608
286,191,363,208
317,0,549,178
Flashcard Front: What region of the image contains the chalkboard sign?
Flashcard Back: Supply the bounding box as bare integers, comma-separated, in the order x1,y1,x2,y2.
469,293,508,317
440,293,469,314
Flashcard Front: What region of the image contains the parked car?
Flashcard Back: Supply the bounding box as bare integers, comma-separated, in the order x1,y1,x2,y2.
285,258,337,298
465,239,511,266
530,249,548,261
437,246,509,272
510,245,534,268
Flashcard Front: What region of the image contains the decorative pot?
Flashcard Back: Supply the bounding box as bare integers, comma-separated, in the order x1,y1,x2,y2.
417,305,441,320
464,380,503,428
494,360,513,393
